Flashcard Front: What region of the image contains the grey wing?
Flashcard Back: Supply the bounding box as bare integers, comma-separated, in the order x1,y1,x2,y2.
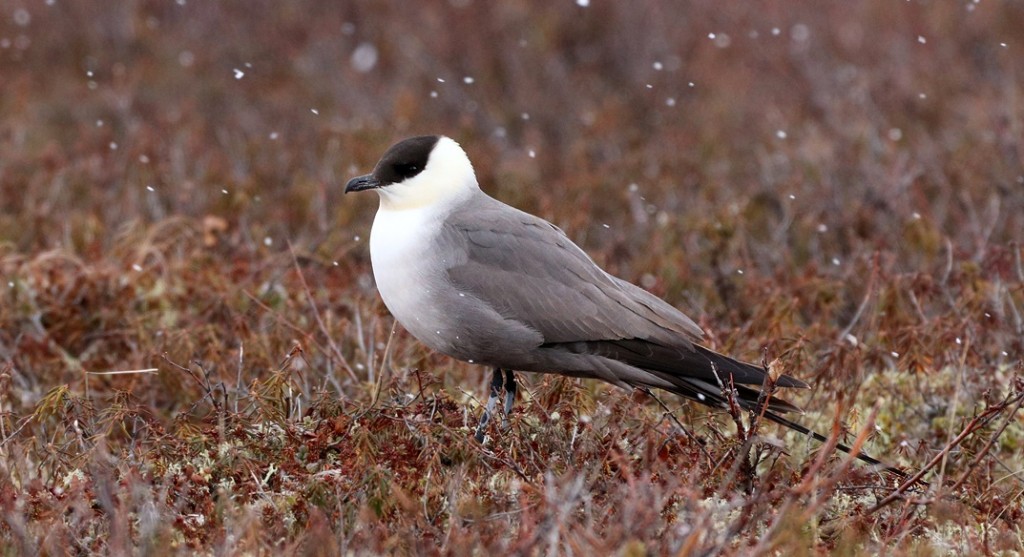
438,195,808,400
439,198,704,348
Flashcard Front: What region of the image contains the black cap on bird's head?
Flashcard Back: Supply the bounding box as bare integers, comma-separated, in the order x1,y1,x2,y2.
345,135,440,193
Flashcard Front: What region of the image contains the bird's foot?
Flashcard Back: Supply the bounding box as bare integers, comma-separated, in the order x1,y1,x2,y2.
475,368,516,442
501,369,517,429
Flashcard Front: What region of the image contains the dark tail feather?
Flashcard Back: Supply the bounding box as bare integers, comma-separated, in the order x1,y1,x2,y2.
551,339,808,389
760,409,911,480
682,350,912,479
694,345,809,389
652,372,805,415
654,374,912,480
553,338,911,480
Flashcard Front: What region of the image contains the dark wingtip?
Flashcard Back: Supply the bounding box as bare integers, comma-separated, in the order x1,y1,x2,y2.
776,374,811,389
767,396,805,414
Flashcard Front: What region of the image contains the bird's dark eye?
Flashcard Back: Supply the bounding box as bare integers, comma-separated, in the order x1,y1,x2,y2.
373,136,437,185
394,163,420,179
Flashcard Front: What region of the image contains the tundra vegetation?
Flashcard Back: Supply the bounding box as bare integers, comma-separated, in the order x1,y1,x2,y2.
0,1,1022,554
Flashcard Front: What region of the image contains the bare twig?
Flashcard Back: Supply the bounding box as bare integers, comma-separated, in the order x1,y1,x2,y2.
84,368,158,375
643,388,715,463
369,321,398,409
711,362,746,441
288,242,358,383
946,389,1024,494
161,353,225,416
867,383,1024,513
0,415,33,449
837,252,879,344
235,342,244,413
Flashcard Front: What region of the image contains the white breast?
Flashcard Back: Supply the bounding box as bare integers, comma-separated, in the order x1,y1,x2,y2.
368,203,454,349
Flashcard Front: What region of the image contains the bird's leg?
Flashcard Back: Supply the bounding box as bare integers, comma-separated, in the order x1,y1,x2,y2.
502,369,517,428
475,367,504,442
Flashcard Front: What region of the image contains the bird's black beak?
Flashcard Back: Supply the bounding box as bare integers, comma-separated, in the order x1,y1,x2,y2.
344,174,380,193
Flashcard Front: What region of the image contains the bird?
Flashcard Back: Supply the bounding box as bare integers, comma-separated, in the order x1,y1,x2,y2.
345,135,903,475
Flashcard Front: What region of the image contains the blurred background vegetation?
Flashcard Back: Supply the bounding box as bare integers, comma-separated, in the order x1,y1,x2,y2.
0,1,1022,554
